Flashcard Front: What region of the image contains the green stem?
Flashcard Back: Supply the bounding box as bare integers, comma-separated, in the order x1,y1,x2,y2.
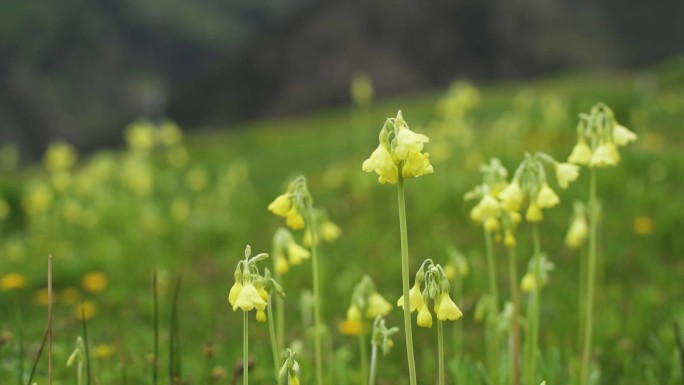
453,277,463,358
578,245,587,353
359,330,368,385
305,206,324,385
580,168,598,385
369,343,378,385
78,362,83,385
528,223,542,385
397,175,418,385
267,299,282,385
508,247,521,385
484,228,500,385
438,321,445,385
275,275,285,352
243,311,249,385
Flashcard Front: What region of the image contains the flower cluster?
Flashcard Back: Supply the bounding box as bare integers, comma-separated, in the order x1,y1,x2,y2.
371,316,399,356
398,259,463,328
272,227,311,275
268,176,312,230
345,275,393,327
362,110,434,184
568,103,637,168
229,245,283,322
520,253,555,293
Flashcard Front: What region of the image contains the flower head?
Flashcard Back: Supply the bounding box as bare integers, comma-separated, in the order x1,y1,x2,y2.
436,292,463,321
568,138,592,165
536,183,560,209
613,125,637,146
362,144,399,184
590,142,620,167
416,303,433,328
499,180,524,212
285,207,305,230
287,242,310,265
346,304,361,322
526,202,543,222
233,280,267,312
0,273,27,291
365,292,392,318
397,281,424,313
268,194,292,217
555,163,580,189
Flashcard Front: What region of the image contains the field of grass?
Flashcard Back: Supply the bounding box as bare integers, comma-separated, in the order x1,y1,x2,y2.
1,62,684,385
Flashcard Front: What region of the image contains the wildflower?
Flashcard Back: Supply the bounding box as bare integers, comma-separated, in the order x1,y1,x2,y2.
268,194,292,217
0,273,26,291
82,272,108,293
436,293,463,321
568,138,592,165
228,281,243,307
397,281,424,312
275,256,290,274
92,344,116,359
395,127,430,161
75,301,97,320
504,229,516,248
565,213,588,249
256,310,267,323
613,125,637,146
285,207,305,230
351,74,373,108
125,120,156,152
416,303,433,328
346,304,362,322
526,203,543,222
287,242,310,265
320,220,341,242
338,320,363,336
590,142,619,167
362,144,398,184
555,162,580,189
536,183,560,209
23,183,53,216
520,273,537,293
43,142,77,172
632,216,653,235
233,280,267,312
159,121,183,147
499,180,524,212
34,288,50,305
484,216,499,232
366,292,392,318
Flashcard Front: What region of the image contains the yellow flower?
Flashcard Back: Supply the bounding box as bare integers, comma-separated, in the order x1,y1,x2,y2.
170,199,191,222
590,142,619,167
275,256,290,275
92,344,116,358
43,142,77,172
613,125,637,146
362,144,398,184
526,203,543,222
268,194,292,217
397,282,423,312
555,163,580,189
470,203,484,222
256,310,267,323
568,138,593,165
536,183,560,209
436,293,463,321
233,281,267,312
565,215,588,249
82,272,108,293
416,303,433,328
75,301,97,320
285,207,305,230
520,273,537,293
395,126,430,161
499,180,524,212
320,221,341,242
504,229,516,248
287,242,310,265
125,120,156,152
351,74,373,108
258,287,269,303
346,304,361,322
632,216,654,235
34,288,50,305
484,216,499,232
0,273,26,291
159,121,183,147
23,183,53,216
228,281,243,307
402,150,434,179
289,374,300,385
338,320,363,336
365,292,392,318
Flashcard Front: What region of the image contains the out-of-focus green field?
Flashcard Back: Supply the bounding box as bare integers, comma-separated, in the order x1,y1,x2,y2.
1,59,684,385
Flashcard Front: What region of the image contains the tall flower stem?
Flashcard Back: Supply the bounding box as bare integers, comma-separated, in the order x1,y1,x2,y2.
453,277,464,357
243,311,249,385
369,342,378,385
484,228,500,385
438,320,445,385
524,223,542,385
273,266,285,352
397,174,417,385
580,168,598,385
267,300,282,385
508,247,521,385
305,206,324,385
359,330,369,385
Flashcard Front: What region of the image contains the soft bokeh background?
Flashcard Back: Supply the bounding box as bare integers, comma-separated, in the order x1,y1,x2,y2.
1,2,684,385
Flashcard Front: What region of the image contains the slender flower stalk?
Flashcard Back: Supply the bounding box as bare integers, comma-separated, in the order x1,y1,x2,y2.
304,205,324,385
438,320,445,385
527,223,542,384
243,311,249,385
580,169,598,384
484,228,501,385
359,330,369,385
267,299,282,385
398,175,417,385
368,340,378,385
507,247,521,385
368,316,399,385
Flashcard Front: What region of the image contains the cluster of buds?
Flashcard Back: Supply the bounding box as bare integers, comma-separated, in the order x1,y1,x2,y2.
279,348,301,385
520,253,555,293
565,201,589,249
268,176,312,230
568,103,637,168
398,259,463,328
272,227,311,275
229,245,284,322
124,119,184,153
345,275,393,324
370,316,399,356
362,110,434,184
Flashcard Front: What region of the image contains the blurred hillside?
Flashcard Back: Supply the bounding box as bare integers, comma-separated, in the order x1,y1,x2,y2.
1,0,683,158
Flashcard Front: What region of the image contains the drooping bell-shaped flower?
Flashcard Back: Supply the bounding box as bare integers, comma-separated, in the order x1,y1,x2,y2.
499,180,524,212
555,162,580,189
365,292,392,318
436,292,463,321
613,125,637,146
233,280,267,312
285,207,305,230
416,303,433,328
228,280,243,307
536,183,560,209
362,144,399,184
287,242,310,265
590,142,620,168
268,194,291,217
568,137,593,165
397,281,424,313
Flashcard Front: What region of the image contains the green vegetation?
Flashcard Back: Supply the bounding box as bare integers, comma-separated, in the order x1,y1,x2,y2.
1,68,683,385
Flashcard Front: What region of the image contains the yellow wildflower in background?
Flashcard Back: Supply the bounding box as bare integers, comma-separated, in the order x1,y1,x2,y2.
338,320,363,336
43,142,77,172
632,216,654,235
23,183,54,216
125,120,156,152
0,273,26,291
568,138,592,165
92,344,117,359
82,272,108,293
75,301,97,320
365,292,392,318
159,121,183,147
555,163,580,189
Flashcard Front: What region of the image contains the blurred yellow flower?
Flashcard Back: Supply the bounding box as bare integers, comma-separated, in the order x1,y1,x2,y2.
75,301,97,320
23,183,53,216
536,183,560,209
350,74,373,108
92,344,116,358
275,255,289,275
34,288,51,305
521,273,537,293
499,180,523,212
613,125,637,146
125,120,156,152
346,304,361,322
590,142,620,167
555,163,580,189
159,121,183,147
287,242,310,265
526,203,543,222
338,320,363,336
565,215,588,249
268,194,291,217
256,309,267,322
320,220,341,242
504,229,516,248
43,142,77,172
82,272,108,293
568,138,592,165
0,273,26,291
365,292,392,318
285,207,305,230
632,216,654,235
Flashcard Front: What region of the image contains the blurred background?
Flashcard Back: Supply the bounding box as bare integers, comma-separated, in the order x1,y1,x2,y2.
1,0,683,159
